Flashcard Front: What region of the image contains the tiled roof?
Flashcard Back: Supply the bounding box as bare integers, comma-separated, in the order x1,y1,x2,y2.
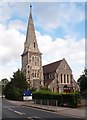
73,80,79,88
43,60,62,74
45,79,53,86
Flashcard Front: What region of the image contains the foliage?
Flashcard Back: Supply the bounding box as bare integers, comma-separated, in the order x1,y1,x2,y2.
40,87,51,92
4,69,28,100
32,91,81,108
77,68,87,92
30,87,37,92
1,78,9,95
1,78,9,85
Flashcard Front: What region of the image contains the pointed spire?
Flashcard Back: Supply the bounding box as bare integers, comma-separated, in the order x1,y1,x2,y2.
24,4,40,53
28,4,32,20
29,4,32,17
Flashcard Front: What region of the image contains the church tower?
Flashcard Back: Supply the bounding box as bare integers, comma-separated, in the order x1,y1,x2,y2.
21,5,44,89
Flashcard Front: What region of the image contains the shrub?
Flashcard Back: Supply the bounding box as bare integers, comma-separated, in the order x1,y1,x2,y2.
32,91,81,108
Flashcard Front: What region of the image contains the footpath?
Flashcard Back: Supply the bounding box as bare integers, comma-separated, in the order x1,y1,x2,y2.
6,99,86,119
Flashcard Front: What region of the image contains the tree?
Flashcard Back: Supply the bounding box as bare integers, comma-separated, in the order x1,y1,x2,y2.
77,68,87,92
11,69,28,90
1,78,9,95
4,69,28,100
1,78,9,86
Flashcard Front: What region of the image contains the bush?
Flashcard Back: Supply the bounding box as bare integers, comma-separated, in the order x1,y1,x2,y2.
32,91,81,108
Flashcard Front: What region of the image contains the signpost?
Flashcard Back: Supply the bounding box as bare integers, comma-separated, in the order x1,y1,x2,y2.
23,90,32,101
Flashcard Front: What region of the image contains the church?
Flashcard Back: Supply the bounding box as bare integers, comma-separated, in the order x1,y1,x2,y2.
21,5,79,93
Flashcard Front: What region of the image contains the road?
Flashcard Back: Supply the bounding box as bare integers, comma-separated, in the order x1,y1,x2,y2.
2,99,84,120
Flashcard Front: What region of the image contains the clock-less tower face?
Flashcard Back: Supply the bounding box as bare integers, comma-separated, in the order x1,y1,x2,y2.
21,5,44,89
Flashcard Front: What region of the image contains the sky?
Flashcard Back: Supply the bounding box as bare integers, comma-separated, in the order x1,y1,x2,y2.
0,1,85,81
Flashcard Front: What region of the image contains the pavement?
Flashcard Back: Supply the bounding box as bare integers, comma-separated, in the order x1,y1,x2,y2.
5,99,87,119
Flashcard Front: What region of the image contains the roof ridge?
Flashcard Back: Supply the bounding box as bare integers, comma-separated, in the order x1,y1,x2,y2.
43,59,63,74
43,59,62,67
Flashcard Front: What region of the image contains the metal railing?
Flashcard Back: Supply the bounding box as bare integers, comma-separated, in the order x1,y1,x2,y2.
26,99,61,110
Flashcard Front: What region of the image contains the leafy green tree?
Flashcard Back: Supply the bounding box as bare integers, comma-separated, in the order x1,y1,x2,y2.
77,68,87,92
11,69,28,90
4,69,28,100
1,78,9,86
1,78,9,95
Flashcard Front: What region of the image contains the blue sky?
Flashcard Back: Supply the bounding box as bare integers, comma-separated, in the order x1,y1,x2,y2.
0,1,85,81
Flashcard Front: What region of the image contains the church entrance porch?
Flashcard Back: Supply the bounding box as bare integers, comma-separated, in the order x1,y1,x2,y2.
63,85,73,93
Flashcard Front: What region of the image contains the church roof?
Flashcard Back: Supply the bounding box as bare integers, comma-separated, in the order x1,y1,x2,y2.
43,59,62,74
45,79,53,86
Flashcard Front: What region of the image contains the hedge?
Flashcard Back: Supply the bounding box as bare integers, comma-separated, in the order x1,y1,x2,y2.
32,90,81,108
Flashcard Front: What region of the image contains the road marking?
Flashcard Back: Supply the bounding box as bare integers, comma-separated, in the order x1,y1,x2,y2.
27,116,46,120
27,116,33,120
3,106,25,116
8,108,13,111
14,110,25,115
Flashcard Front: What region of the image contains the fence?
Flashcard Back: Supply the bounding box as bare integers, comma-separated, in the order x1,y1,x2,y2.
27,99,76,108
25,99,60,110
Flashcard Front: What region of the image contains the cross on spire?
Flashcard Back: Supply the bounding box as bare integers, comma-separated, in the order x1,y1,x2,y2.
30,4,32,13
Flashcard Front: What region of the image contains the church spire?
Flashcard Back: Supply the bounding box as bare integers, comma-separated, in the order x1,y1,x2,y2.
21,5,44,89
24,4,40,53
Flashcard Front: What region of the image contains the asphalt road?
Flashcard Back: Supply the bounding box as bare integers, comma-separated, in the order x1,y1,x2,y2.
2,99,84,120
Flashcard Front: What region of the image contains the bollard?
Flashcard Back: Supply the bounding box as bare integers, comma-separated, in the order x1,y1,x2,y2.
56,100,58,110
40,99,42,108
30,100,31,106
35,99,36,107
47,100,49,109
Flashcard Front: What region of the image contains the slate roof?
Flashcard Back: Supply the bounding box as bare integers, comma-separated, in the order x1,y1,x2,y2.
73,80,80,88
45,79,53,86
43,59,62,74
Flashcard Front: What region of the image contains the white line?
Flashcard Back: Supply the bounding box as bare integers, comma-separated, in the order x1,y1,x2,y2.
27,116,33,120
14,110,25,115
8,108,13,111
28,116,45,120
34,116,39,118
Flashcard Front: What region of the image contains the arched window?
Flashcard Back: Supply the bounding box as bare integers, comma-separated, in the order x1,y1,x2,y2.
40,81,41,85
61,74,62,83
35,70,37,77
34,42,35,48
35,57,37,66
32,56,34,62
64,74,66,83
53,87,54,92
67,75,69,83
32,69,34,77
37,57,39,66
35,73,36,77
37,70,39,78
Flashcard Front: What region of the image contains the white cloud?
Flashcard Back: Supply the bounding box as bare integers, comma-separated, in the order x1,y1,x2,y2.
1,2,29,24
0,23,85,81
1,2,85,32
8,19,27,32
2,2,13,22
0,24,25,80
34,2,85,31
36,31,85,80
